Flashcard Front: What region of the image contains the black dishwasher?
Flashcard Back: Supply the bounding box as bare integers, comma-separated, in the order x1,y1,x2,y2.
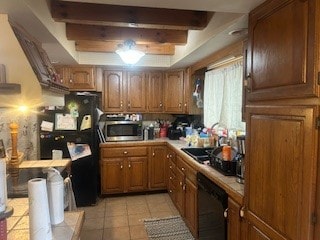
197,172,228,240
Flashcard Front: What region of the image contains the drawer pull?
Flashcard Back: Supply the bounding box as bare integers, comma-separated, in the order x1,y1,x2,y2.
181,167,185,171
128,163,131,168
120,165,123,169
152,152,155,157
169,166,172,169
123,151,128,155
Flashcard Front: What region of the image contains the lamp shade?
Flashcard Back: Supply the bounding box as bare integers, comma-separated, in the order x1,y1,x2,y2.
116,40,145,64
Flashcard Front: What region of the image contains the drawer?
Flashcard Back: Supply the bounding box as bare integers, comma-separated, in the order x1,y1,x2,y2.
102,147,147,158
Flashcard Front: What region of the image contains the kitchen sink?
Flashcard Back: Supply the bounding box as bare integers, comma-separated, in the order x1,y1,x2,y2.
181,147,216,163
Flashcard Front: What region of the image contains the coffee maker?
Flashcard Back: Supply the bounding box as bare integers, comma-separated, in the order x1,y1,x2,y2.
236,135,245,184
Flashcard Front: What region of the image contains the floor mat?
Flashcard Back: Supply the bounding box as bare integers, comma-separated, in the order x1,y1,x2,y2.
144,215,194,240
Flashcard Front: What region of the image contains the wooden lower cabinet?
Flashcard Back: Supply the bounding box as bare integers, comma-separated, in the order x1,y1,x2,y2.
244,105,318,240
100,146,148,194
149,146,167,189
100,158,124,193
227,198,242,240
174,155,198,238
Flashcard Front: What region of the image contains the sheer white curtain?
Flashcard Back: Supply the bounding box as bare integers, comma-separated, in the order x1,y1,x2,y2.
204,61,245,131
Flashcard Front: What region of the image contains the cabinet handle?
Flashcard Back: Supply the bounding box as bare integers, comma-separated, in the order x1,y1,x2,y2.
184,103,187,107
179,181,183,186
224,208,228,218
128,163,131,168
69,79,73,83
240,207,245,218
169,190,172,193
123,151,128,155
166,154,170,159
169,165,172,169
179,103,182,108
127,101,131,108
169,176,173,180
182,184,186,191
181,167,185,171
245,73,251,92
120,101,123,108
120,165,123,169
152,152,155,157
159,102,163,107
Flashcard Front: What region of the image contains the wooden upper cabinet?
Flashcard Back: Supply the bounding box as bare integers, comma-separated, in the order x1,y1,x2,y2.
126,71,147,112
56,66,96,90
103,70,124,112
245,105,318,240
247,0,319,101
164,70,185,113
147,72,164,112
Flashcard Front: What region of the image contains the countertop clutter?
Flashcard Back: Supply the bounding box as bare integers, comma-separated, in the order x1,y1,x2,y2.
6,198,84,240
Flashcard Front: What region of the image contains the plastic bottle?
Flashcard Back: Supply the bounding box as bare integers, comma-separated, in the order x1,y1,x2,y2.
46,168,64,225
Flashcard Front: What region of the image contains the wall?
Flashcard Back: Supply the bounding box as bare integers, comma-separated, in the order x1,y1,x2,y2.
0,108,38,160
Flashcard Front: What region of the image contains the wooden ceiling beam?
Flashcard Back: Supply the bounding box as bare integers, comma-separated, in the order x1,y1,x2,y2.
66,23,188,45
51,0,210,30
75,40,175,55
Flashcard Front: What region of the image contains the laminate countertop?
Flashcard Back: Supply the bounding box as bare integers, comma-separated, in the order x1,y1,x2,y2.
100,138,245,205
5,198,84,240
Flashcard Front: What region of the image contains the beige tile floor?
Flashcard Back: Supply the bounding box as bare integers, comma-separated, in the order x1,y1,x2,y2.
79,193,180,240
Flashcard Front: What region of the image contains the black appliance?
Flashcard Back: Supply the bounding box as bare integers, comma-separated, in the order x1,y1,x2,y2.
167,127,182,140
197,172,228,240
38,92,100,207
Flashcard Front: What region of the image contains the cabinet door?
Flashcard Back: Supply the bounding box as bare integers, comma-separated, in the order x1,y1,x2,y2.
126,71,146,112
103,70,124,112
68,67,95,90
247,0,318,101
126,157,148,192
185,178,198,238
149,146,167,189
147,72,164,112
164,70,185,113
228,198,242,240
245,105,318,240
100,159,124,194
167,150,177,202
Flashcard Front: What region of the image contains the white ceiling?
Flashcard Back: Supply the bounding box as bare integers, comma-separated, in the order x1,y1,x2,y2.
0,0,265,69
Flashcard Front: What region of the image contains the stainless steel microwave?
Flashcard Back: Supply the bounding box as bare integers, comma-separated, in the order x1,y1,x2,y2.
104,121,143,141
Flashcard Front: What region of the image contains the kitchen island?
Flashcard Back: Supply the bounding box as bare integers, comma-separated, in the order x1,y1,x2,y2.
6,198,84,240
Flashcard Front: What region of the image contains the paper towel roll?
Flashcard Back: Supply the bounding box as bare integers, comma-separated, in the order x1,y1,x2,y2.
28,178,52,240
0,158,7,213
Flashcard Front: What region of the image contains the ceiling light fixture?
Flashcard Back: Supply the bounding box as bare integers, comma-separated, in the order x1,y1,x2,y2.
116,39,145,65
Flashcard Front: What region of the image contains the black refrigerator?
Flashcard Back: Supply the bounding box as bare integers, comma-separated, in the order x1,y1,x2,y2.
38,92,101,207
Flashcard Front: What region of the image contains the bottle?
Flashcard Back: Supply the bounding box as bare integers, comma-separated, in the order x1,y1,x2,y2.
144,128,149,141
222,144,231,161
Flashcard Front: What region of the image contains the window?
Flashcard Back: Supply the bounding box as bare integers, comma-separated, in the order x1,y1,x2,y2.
203,61,245,131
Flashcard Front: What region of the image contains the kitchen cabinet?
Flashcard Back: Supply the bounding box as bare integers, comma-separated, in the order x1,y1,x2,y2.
126,71,147,112
164,70,186,113
175,155,198,238
246,0,319,101
244,105,318,240
148,145,167,189
147,72,164,112
227,198,242,240
103,70,124,112
243,0,320,239
103,70,146,112
56,66,96,91
100,146,148,194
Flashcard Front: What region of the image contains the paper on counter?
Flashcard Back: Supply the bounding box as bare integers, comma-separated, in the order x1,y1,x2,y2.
28,178,52,240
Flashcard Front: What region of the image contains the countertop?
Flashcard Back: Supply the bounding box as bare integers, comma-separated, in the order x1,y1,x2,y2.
5,198,84,240
100,138,244,204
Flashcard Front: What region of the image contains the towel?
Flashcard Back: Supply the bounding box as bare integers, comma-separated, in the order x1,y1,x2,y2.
64,177,77,211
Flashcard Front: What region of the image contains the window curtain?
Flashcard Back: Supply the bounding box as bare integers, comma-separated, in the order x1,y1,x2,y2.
203,61,245,131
